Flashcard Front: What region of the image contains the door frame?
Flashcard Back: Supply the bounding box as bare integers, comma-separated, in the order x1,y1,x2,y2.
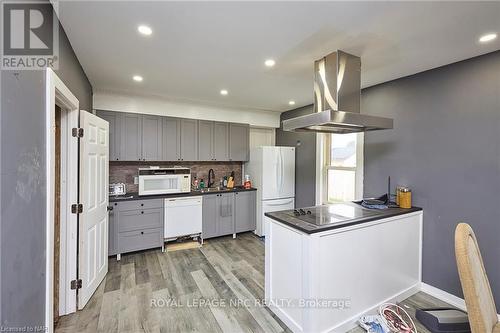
45,68,79,331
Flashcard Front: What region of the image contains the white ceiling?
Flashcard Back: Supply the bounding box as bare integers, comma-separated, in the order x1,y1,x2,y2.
57,1,500,112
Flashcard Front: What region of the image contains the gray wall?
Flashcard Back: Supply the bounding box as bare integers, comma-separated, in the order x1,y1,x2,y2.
0,2,92,327
363,51,500,305
276,105,317,208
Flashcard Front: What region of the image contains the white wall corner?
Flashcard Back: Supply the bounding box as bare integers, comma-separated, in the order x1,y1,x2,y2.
93,90,281,128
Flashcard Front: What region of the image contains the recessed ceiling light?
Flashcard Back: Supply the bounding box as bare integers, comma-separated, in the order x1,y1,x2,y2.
220,89,228,96
133,75,143,82
138,25,152,36
479,33,497,43
265,59,276,67
288,100,296,106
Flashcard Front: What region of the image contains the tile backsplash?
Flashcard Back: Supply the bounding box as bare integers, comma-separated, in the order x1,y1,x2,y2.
110,161,243,193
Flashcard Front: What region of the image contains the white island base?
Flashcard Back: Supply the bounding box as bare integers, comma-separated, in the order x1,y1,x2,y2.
265,210,423,333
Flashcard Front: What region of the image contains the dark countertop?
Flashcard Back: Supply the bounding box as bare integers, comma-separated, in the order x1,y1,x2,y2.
265,203,422,234
109,187,257,202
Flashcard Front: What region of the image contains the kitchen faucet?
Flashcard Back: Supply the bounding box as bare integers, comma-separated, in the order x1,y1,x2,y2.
208,169,215,188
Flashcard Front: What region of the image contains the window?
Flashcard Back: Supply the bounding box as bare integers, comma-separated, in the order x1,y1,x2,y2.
323,133,363,203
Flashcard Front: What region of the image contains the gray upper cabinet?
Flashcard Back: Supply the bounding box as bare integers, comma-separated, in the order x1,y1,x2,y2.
180,119,198,161
217,193,235,236
96,110,121,161
198,121,229,161
120,113,142,161
214,122,229,161
235,191,256,233
202,194,218,239
142,115,162,161
198,120,214,161
162,117,181,161
104,111,249,162
229,123,250,161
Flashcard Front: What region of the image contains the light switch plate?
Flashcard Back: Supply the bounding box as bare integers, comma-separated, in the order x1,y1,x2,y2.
134,176,139,185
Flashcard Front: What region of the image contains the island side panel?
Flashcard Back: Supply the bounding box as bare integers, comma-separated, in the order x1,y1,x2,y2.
265,220,307,332
311,212,423,332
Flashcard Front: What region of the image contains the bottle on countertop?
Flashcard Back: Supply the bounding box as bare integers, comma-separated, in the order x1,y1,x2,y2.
244,175,252,189
193,176,199,190
199,179,205,189
223,176,228,188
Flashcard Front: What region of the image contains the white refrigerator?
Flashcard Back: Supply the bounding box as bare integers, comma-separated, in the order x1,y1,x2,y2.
245,146,295,237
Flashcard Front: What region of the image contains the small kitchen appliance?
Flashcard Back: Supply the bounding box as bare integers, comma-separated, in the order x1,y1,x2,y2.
138,167,191,196
109,183,126,196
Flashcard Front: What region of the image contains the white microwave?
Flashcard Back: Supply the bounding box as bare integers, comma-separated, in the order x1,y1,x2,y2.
138,167,191,196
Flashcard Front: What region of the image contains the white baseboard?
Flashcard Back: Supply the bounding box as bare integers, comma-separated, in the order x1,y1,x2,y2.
420,283,467,311
420,283,500,320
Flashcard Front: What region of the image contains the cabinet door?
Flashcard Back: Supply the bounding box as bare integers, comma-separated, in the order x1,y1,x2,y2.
162,117,181,161
217,193,235,236
229,123,250,161
202,194,218,239
108,203,118,255
213,122,229,161
142,115,162,161
96,110,121,161
198,120,214,161
235,191,256,233
180,119,198,161
117,208,163,233
120,113,142,161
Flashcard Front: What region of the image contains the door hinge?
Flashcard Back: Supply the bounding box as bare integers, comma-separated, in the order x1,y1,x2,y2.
70,279,82,290
71,203,83,214
72,127,84,138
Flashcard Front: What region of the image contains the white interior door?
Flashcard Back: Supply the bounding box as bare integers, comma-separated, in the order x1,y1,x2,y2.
78,111,109,309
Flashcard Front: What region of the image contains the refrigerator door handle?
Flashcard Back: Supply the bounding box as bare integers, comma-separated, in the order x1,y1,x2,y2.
280,149,285,194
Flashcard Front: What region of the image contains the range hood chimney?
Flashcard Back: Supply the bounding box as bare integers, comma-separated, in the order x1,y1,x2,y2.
282,50,393,134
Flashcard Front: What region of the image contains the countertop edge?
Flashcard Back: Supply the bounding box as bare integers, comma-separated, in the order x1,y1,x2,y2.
110,187,257,202
265,207,422,234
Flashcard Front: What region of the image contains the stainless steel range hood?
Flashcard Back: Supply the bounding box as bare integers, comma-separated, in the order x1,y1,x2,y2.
282,50,393,133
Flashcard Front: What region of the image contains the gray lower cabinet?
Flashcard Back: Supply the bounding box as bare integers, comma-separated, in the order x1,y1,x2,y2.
96,110,121,161
218,193,235,235
120,112,142,161
202,191,256,239
235,191,256,233
229,123,250,161
202,194,218,239
141,114,162,161
180,119,198,161
162,117,181,161
108,207,117,256
109,199,164,258
202,193,234,239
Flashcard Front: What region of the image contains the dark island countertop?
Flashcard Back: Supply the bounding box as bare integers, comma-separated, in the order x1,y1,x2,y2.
265,203,422,234
109,187,257,202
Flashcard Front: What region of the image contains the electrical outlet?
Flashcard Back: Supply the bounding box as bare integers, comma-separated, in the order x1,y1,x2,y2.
134,176,139,185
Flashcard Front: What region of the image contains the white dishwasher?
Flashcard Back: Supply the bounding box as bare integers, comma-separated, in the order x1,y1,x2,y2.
164,196,203,240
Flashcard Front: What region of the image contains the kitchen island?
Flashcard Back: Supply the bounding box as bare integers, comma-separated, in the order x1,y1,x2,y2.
264,203,423,333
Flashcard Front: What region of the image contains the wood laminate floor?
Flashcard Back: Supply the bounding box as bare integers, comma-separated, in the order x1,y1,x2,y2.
56,232,453,333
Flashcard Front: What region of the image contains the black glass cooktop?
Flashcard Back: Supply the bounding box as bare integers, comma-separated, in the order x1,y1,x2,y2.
284,203,381,226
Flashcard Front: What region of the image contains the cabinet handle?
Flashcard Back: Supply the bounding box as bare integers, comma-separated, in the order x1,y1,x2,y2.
141,203,144,206
116,158,119,161
114,203,117,206
141,231,144,235
141,211,144,214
